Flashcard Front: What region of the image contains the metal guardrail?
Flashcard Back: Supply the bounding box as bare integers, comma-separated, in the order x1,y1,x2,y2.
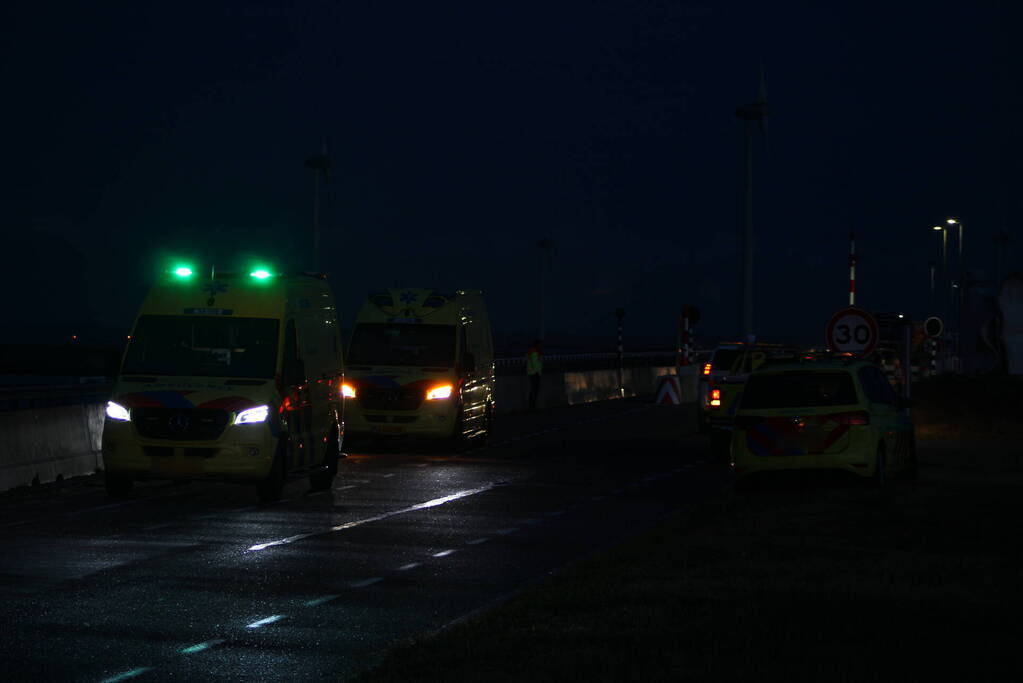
0,350,714,403
493,350,710,376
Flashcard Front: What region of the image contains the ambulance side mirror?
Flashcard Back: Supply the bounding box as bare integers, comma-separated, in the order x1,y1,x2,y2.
284,358,306,388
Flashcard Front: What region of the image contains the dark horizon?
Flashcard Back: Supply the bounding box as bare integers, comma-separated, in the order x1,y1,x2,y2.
3,2,1020,349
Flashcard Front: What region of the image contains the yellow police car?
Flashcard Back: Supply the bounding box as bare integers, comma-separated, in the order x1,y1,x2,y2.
729,358,916,486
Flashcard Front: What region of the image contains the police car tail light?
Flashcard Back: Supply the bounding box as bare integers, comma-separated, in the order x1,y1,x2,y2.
426,384,454,400
106,401,131,422
341,383,356,399
831,410,870,426
703,363,712,375
709,389,721,408
234,405,270,425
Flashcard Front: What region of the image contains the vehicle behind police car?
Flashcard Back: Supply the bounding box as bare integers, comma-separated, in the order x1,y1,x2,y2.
101,267,344,502
730,358,916,486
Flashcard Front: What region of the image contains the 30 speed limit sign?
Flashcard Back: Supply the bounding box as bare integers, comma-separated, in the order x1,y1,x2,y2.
825,306,879,357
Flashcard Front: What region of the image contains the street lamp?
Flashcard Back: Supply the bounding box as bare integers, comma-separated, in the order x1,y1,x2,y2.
946,217,965,372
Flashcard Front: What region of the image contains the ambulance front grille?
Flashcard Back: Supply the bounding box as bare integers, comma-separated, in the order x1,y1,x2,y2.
133,408,230,441
358,388,422,411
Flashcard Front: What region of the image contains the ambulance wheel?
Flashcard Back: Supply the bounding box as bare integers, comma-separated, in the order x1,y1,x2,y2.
104,471,133,498
444,405,468,453
481,401,494,443
310,426,340,491
257,443,286,503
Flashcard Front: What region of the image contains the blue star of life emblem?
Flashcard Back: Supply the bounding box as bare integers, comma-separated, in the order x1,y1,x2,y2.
202,281,229,295
400,291,418,304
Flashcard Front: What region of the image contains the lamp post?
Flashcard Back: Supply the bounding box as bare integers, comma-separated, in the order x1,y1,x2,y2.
536,238,552,341
946,217,965,373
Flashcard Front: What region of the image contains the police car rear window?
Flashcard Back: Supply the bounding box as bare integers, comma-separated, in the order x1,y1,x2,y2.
742,371,858,409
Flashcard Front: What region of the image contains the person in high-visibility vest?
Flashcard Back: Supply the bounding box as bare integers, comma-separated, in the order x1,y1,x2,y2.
526,339,543,412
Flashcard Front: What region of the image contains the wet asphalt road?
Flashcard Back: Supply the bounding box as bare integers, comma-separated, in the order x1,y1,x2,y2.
0,399,727,682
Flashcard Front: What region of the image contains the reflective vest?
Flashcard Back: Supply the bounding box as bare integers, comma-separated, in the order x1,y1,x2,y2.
526,348,542,376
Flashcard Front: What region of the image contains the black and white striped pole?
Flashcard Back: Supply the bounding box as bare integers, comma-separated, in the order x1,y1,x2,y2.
925,316,943,377
616,307,625,398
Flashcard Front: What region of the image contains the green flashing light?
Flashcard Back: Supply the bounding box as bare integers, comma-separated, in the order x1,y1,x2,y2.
173,266,194,277
250,269,272,280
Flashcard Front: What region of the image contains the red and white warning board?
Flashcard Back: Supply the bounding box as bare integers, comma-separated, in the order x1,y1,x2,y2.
825,306,879,357
655,375,682,405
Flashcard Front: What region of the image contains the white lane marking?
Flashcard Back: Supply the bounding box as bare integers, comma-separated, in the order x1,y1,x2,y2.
397,562,421,571
247,484,495,552
338,485,358,490
496,528,519,535
432,549,457,557
347,479,371,483
100,668,153,683
466,537,489,545
545,510,566,517
304,595,340,607
246,614,285,629
350,577,383,588
381,473,396,478
179,639,224,655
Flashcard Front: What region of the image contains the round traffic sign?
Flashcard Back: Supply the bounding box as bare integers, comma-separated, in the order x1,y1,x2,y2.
924,316,943,337
825,306,879,357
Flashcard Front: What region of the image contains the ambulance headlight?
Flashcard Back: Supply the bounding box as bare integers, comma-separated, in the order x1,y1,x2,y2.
426,384,454,400
234,405,270,425
106,401,131,422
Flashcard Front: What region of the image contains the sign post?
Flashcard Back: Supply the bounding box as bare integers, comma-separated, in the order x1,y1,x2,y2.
925,316,944,377
825,306,879,357
616,308,625,398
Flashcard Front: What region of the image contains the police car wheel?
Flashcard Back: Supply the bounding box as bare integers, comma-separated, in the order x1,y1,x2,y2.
105,471,133,498
904,440,918,481
873,447,887,490
310,426,340,491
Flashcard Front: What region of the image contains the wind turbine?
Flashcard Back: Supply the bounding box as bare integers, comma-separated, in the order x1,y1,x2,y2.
305,142,330,272
735,65,769,340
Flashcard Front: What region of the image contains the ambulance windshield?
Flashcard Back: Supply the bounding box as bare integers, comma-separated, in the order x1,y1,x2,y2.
122,315,280,378
348,324,455,367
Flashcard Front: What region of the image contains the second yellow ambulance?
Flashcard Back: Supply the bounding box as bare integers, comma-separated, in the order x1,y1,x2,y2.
343,288,495,447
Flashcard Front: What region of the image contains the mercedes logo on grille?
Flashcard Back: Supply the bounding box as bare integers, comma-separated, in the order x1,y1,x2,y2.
168,414,190,432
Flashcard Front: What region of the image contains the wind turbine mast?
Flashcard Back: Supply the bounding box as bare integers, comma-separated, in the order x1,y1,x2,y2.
735,66,769,340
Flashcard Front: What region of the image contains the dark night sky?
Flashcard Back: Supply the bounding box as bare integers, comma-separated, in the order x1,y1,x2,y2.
2,1,1020,350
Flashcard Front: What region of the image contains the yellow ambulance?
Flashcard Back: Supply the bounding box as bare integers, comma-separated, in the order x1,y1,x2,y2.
343,288,494,447
101,265,345,502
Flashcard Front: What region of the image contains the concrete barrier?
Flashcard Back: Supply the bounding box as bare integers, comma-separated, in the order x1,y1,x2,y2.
0,403,104,492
